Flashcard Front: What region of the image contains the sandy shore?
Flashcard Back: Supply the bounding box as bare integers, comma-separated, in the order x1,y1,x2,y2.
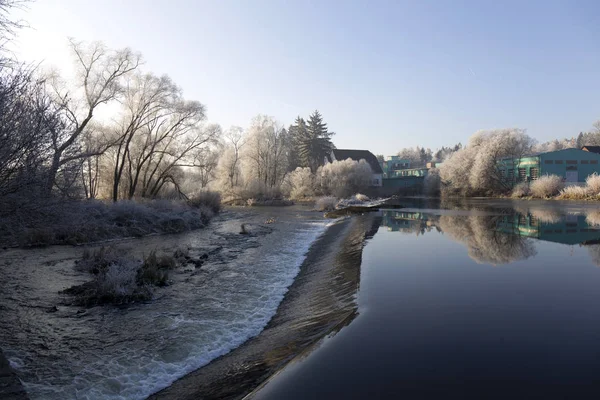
148,212,382,400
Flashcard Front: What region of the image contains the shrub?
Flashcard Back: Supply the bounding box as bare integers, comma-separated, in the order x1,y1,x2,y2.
511,182,531,198
317,158,372,198
137,250,176,286
529,175,564,198
189,190,221,213
315,196,338,211
76,246,130,274
64,247,185,306
282,167,315,200
586,173,600,195
557,185,589,200
2,198,216,248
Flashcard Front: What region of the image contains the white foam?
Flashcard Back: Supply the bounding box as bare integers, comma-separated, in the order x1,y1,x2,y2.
17,219,329,400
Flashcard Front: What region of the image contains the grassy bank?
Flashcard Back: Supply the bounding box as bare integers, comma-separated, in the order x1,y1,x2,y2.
0,192,221,248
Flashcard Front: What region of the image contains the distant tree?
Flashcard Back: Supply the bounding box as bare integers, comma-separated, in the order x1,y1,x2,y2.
243,115,289,188
217,126,245,189
295,110,335,172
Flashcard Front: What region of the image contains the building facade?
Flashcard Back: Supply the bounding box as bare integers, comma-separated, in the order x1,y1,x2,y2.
499,148,600,184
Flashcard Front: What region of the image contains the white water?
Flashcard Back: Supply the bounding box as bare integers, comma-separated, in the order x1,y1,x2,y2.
2,215,329,400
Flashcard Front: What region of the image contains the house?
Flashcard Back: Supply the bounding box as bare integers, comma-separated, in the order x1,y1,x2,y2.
498,148,600,184
380,155,412,178
327,149,383,187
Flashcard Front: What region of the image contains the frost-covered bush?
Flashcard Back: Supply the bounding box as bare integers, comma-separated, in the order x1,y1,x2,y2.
530,175,564,198
189,190,221,213
317,158,372,198
557,185,589,200
3,198,217,248
64,247,183,306
315,196,338,211
586,173,600,195
511,182,531,198
282,167,315,199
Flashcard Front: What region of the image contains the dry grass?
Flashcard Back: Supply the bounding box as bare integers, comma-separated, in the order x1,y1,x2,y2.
557,186,589,200
64,247,183,306
511,182,531,198
1,198,217,248
586,173,600,195
530,175,564,198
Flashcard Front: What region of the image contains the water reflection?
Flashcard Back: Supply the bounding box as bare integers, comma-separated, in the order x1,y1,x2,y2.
381,206,600,266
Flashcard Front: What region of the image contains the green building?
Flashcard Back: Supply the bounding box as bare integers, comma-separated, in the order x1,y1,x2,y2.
499,148,600,184
380,156,412,178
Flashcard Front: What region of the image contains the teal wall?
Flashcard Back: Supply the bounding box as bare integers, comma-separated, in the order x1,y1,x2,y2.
498,149,600,183
539,148,600,181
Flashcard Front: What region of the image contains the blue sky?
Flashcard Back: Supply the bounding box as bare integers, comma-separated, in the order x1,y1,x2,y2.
10,0,600,155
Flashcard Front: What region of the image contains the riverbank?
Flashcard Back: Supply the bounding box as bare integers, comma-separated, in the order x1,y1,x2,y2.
149,213,381,399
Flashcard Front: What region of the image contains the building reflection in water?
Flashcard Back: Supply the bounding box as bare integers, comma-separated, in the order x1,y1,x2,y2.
380,209,600,266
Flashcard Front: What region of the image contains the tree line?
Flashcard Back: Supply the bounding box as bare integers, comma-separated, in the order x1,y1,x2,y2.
0,0,345,206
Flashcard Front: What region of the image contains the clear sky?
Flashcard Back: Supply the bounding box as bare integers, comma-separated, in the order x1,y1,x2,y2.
9,0,600,155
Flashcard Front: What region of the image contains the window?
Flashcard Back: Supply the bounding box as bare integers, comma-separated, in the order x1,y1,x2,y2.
566,166,577,171
566,160,577,165
518,168,527,181
592,160,599,165
555,160,563,164
508,169,514,180
582,160,589,164
544,160,553,164
530,168,539,180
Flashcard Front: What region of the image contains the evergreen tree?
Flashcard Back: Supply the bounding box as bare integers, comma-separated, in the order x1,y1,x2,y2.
295,110,335,172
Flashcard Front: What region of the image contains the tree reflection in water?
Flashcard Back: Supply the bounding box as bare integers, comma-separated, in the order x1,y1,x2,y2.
382,206,600,267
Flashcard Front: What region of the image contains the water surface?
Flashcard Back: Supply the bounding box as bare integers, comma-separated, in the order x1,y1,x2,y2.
254,201,600,399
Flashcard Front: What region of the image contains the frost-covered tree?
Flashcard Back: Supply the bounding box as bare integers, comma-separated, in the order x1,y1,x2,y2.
215,126,245,190
46,39,141,195
439,128,535,196
242,115,288,188
317,158,372,198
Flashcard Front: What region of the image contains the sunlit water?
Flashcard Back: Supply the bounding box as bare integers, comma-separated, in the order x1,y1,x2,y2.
255,201,600,399
0,208,329,400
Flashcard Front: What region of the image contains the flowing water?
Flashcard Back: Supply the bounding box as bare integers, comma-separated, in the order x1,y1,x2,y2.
254,200,600,399
0,207,329,400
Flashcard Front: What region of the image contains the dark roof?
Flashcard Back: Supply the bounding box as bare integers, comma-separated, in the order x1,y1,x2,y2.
330,149,383,174
582,146,600,154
